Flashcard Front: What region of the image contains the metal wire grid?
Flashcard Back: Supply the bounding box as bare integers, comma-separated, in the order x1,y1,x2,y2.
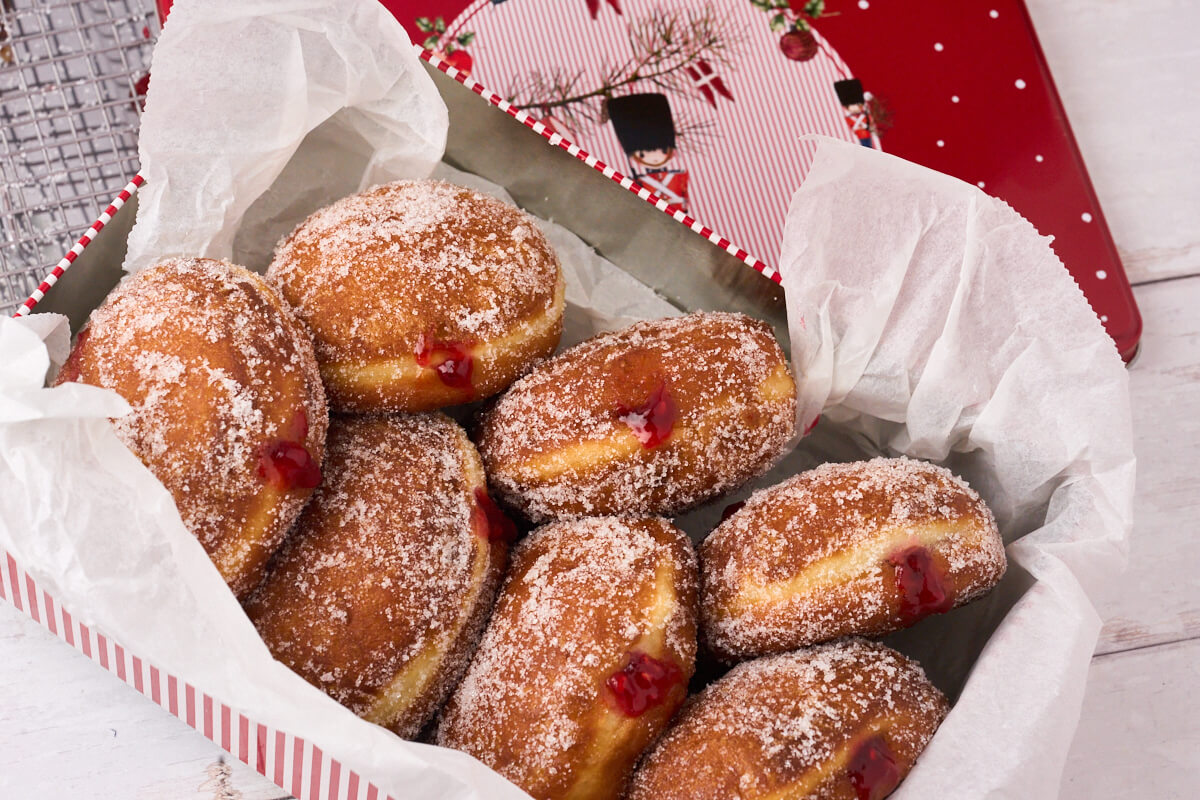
0,0,156,315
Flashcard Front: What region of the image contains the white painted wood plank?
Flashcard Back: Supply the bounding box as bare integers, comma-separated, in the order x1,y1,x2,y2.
0,603,290,800
1060,637,1200,799
1026,0,1200,285
1094,274,1200,654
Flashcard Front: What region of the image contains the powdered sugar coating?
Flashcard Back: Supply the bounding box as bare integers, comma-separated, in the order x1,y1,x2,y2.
266,179,563,411
437,517,698,800
478,311,797,522
700,457,1007,660
244,413,504,738
626,639,949,800
54,257,327,598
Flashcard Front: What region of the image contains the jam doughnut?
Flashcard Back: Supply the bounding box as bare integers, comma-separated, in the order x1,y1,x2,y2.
436,517,698,800
266,180,565,413
244,413,510,738
54,258,327,598
477,312,797,523
700,458,1006,660
626,639,949,800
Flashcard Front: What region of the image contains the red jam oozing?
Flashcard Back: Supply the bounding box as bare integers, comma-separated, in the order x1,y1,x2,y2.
57,326,91,384
257,411,320,492
720,500,746,522
605,651,682,717
472,488,518,544
415,333,475,393
889,545,953,624
616,382,677,448
803,414,821,436
847,736,901,800
257,441,321,491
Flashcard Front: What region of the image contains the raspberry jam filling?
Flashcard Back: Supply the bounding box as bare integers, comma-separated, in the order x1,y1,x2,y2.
847,735,901,800
472,488,517,544
257,410,320,491
889,545,953,623
720,500,746,522
605,651,682,717
616,382,677,448
415,333,475,393
257,441,321,491
57,326,92,384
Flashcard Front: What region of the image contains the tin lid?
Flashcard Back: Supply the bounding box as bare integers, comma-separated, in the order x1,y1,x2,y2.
389,0,1142,362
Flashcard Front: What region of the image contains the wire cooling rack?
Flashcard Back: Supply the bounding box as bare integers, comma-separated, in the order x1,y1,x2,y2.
0,0,156,315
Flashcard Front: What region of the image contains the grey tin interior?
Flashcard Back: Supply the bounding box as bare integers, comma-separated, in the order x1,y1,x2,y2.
30,62,789,358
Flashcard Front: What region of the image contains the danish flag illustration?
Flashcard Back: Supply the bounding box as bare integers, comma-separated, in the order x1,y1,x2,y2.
685,60,734,107
585,0,623,20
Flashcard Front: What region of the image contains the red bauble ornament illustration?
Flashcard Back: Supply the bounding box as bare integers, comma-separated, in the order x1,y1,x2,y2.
440,48,474,76
779,29,818,62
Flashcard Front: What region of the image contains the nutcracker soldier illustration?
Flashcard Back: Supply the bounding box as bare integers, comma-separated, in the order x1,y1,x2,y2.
834,78,876,148
607,93,690,215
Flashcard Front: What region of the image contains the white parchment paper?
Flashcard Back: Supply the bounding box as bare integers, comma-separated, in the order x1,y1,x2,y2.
780,140,1135,798
0,1,1134,797
123,0,448,274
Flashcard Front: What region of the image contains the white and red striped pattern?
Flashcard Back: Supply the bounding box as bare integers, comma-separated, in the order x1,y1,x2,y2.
13,175,145,319
0,546,393,800
439,0,864,282
9,37,801,797
15,27,795,323
421,47,781,284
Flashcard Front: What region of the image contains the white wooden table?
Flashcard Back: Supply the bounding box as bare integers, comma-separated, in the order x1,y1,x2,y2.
3,2,1198,797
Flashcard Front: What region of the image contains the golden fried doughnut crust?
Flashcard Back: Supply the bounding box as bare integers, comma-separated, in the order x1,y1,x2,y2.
477,312,797,523
54,258,327,598
700,458,1006,661
626,640,949,800
437,517,698,800
267,180,564,413
244,413,508,738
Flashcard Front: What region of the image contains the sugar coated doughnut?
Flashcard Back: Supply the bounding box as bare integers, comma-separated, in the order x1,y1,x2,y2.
626,639,949,800
477,311,797,523
437,516,698,800
266,180,564,413
244,413,510,738
700,458,1006,660
55,257,327,598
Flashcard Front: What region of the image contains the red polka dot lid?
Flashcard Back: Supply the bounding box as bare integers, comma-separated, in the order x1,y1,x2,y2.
386,0,1140,360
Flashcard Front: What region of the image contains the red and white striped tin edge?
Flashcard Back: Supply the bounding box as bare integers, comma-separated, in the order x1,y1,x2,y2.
14,48,777,320
13,175,145,319
6,47,779,795
417,47,781,285
0,546,394,800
